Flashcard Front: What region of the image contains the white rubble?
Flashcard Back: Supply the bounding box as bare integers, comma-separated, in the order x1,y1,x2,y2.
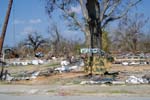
55,59,84,73
3,74,14,82
61,60,70,66
31,60,45,65
21,62,28,66
31,60,39,65
55,66,70,73
30,71,40,79
52,57,56,60
69,65,79,70
38,59,44,64
122,62,129,66
54,60,70,73
79,60,85,67
126,76,148,84
129,62,140,65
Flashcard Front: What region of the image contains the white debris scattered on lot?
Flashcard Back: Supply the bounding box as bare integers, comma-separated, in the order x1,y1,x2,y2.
32,60,39,65
61,60,70,66
79,60,85,67
122,62,129,66
69,65,79,70
52,57,56,60
8,59,46,66
30,71,40,79
4,74,14,82
112,81,125,85
55,60,70,73
130,62,140,65
55,59,85,73
80,81,99,85
31,60,45,65
38,59,44,64
126,76,149,84
28,89,39,94
21,62,28,66
80,79,114,85
55,66,70,73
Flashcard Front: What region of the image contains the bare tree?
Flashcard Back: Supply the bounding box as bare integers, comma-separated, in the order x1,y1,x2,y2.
48,24,63,56
48,23,83,56
24,32,47,53
45,0,142,49
112,13,148,52
15,42,32,58
139,33,150,52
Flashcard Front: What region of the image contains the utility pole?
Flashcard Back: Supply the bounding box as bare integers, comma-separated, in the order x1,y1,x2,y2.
0,0,13,80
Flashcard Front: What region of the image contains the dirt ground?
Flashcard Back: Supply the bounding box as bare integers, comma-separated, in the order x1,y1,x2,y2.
110,64,150,72
0,64,150,96
2,64,150,85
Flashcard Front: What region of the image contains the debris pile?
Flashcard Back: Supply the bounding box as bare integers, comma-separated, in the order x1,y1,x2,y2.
125,76,148,84
80,72,150,85
1,70,40,82
5,59,49,66
54,59,84,73
114,53,150,66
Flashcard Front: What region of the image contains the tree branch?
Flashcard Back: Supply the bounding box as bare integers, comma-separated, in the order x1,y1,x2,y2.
105,0,121,19
79,0,89,21
100,0,110,21
54,2,86,33
102,0,142,28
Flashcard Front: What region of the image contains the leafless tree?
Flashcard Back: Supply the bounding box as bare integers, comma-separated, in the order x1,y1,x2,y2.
45,0,142,49
139,33,150,52
48,24,63,56
48,23,83,56
24,32,47,53
112,13,148,52
14,42,32,58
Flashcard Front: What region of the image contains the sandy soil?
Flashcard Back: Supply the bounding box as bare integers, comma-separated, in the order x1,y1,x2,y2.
0,64,150,96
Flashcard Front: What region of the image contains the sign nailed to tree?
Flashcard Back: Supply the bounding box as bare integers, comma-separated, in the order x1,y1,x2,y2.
80,48,105,54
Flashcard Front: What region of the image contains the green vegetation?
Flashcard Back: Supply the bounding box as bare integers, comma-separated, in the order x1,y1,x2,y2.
42,63,60,67
105,90,135,94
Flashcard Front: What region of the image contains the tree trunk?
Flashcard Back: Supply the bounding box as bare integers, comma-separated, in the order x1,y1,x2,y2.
133,38,137,53
99,28,102,49
84,26,91,48
0,64,4,80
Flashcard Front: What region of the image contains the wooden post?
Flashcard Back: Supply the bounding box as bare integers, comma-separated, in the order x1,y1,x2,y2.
0,0,13,80
0,0,13,55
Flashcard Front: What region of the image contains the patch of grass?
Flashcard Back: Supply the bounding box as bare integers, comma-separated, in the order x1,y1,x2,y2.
47,90,56,93
0,81,12,85
0,92,24,96
71,89,99,95
42,63,60,67
105,90,135,94
71,80,81,84
80,91,99,94
47,78,62,85
56,78,83,85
